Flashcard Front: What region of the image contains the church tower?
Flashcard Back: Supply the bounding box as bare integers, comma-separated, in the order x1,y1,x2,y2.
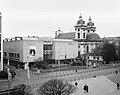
86,16,96,33
74,14,87,40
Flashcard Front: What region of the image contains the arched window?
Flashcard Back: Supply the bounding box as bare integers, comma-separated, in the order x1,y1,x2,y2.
78,33,80,38
87,45,89,53
83,33,85,38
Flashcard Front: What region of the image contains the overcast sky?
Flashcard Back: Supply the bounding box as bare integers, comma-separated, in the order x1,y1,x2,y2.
1,0,120,38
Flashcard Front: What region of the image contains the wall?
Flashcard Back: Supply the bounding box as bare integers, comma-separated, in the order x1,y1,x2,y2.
3,40,23,62
52,39,78,60
23,40,43,62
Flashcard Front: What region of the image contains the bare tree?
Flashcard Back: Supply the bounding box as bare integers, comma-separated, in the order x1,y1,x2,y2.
37,79,77,95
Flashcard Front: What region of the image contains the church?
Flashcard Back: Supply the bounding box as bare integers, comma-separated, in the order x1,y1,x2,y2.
55,14,103,65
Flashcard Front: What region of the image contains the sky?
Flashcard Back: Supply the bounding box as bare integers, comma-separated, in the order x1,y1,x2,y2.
0,0,120,38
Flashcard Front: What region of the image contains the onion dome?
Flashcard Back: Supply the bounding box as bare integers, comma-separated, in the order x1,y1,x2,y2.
87,16,94,27
76,14,86,26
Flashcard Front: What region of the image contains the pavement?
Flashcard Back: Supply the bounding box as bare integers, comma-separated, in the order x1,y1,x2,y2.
70,76,120,95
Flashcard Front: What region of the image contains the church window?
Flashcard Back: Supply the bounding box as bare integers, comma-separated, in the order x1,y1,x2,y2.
78,29,80,31
78,33,80,38
87,56,89,59
78,51,80,57
87,45,89,53
83,33,85,38
88,30,90,33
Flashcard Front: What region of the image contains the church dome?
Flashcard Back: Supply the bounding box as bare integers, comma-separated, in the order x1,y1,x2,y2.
86,33,100,41
76,14,85,25
87,16,94,27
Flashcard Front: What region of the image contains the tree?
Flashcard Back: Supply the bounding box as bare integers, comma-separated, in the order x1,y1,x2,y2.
91,44,102,56
11,84,33,95
37,79,77,95
101,41,118,64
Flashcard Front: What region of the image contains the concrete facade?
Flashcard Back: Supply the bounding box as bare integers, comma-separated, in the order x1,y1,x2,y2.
3,37,78,63
3,37,43,63
52,39,78,60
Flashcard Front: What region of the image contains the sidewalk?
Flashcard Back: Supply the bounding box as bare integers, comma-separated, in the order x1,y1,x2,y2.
71,76,120,95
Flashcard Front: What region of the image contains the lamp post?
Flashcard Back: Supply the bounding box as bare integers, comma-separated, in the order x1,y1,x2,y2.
7,58,12,95
26,56,30,85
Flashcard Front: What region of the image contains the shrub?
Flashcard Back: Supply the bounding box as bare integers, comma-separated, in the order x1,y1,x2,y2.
0,71,8,79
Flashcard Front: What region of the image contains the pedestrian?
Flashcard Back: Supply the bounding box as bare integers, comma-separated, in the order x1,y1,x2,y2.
37,69,40,75
83,84,89,93
86,85,89,92
76,70,77,72
117,83,120,90
75,82,78,86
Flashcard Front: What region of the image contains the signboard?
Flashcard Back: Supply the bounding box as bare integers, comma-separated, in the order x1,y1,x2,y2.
43,40,52,44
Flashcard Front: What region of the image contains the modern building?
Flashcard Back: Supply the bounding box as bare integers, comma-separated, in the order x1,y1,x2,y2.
52,39,78,60
3,36,78,63
4,36,43,63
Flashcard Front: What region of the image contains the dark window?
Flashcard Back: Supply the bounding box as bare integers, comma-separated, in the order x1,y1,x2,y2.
17,54,20,58
78,33,80,38
83,33,85,38
43,45,52,50
87,45,89,53
11,53,14,57
78,29,80,31
87,56,89,59
93,57,96,59
15,53,16,58
78,51,80,57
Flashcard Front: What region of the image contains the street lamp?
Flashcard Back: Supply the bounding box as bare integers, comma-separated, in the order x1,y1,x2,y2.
7,58,12,95
26,56,30,85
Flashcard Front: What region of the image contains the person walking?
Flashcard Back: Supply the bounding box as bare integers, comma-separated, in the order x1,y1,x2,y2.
117,83,120,90
83,84,89,93
37,69,40,75
86,85,89,92
75,82,78,86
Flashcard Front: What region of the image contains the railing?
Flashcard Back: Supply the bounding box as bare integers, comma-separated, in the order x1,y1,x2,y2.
0,88,22,95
